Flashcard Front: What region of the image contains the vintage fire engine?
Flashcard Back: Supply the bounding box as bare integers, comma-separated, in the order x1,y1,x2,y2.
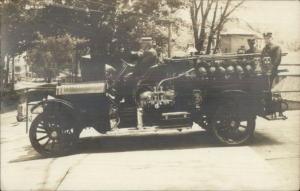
24,53,288,157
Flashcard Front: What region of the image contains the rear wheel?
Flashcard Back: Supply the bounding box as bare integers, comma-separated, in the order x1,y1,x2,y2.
29,112,79,157
211,103,255,145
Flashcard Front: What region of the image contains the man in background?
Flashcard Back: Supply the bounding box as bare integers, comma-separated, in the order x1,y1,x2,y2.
246,38,257,54
261,32,282,86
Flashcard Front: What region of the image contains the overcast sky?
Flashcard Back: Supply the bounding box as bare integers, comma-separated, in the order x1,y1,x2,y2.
233,0,300,41
177,0,300,43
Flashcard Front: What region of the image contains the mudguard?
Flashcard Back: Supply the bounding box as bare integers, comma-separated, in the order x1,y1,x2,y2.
31,99,79,120
220,90,257,118
202,89,257,119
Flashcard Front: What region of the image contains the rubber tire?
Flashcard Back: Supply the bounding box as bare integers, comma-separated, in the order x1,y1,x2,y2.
211,104,256,146
29,113,79,157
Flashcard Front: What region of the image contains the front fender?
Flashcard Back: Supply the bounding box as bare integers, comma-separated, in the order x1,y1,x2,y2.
31,99,78,119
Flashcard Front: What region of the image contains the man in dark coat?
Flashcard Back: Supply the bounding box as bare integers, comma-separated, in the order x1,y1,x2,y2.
246,38,257,54
133,37,158,77
261,32,282,87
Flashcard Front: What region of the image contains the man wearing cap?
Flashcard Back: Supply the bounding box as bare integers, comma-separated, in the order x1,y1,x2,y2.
133,37,158,77
246,38,257,54
261,32,282,86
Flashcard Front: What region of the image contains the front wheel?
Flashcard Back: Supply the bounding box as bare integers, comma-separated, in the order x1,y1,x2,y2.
211,103,256,145
29,112,79,157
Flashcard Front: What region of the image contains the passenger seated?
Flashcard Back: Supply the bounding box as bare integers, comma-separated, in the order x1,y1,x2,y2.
132,37,158,77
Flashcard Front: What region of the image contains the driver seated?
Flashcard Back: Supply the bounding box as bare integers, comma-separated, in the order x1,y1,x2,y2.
132,37,158,77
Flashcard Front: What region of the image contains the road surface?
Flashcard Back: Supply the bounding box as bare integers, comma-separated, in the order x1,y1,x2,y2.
1,110,299,190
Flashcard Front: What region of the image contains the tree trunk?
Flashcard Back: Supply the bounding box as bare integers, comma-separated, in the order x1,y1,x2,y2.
89,38,106,81
214,27,222,54
206,33,214,55
168,22,172,58
86,12,107,81
206,0,219,54
0,55,5,93
74,47,79,82
5,56,10,86
190,6,199,53
197,21,206,52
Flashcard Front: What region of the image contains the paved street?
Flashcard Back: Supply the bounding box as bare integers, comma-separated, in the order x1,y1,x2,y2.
1,110,299,190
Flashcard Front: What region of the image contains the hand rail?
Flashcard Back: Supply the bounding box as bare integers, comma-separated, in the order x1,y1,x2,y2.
165,53,288,62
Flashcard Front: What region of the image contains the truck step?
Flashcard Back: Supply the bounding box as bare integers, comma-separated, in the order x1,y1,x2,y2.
162,111,190,120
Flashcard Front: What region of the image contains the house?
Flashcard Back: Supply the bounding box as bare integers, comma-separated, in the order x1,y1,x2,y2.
219,19,263,53
14,54,30,81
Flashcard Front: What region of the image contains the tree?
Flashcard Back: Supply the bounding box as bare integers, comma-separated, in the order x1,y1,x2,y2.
36,0,184,74
190,0,214,52
189,0,245,53
113,0,184,60
1,0,185,85
1,0,43,89
26,33,84,82
212,0,245,53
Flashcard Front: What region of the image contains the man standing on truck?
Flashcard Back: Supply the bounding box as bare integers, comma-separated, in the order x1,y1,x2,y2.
261,32,282,87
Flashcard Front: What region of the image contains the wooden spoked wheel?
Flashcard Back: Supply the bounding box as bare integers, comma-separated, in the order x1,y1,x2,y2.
29,112,78,157
211,103,255,145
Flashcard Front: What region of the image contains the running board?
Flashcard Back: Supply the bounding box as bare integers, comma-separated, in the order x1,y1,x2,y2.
106,125,195,136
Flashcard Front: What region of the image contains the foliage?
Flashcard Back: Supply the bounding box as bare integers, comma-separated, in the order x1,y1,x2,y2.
32,0,184,70
1,0,199,82
1,0,41,57
1,0,45,86
26,33,84,80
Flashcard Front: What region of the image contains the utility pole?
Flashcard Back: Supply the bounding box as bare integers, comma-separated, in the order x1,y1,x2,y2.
74,46,79,82
0,55,4,94
159,18,174,58
159,3,174,58
168,22,172,58
5,56,10,86
12,56,15,91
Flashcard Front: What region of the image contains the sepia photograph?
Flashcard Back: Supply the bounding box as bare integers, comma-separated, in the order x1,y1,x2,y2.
1,0,299,190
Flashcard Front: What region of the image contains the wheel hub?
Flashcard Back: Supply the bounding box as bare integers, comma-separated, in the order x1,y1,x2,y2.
230,120,237,127
50,131,58,139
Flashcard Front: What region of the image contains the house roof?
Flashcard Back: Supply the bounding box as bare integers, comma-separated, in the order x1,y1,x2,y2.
221,28,256,36
221,18,262,38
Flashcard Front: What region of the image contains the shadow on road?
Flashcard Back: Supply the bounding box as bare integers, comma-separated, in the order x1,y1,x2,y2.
251,132,282,146
10,145,44,163
78,131,216,153
10,130,282,163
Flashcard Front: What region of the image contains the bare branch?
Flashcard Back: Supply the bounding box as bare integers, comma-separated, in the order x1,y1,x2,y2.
222,0,231,19
224,0,245,18
193,0,201,21
206,0,219,54
214,0,231,30
200,0,204,17
196,0,202,16
193,0,197,12
203,0,214,19
211,0,219,33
